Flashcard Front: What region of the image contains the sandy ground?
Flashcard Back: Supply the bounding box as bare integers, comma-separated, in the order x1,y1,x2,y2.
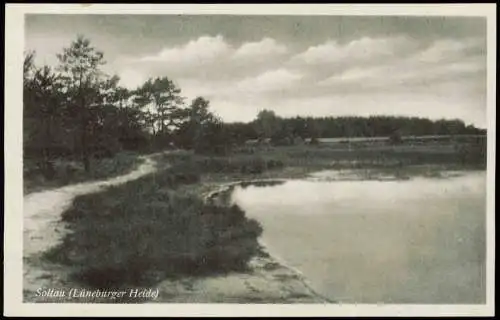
23,152,327,303
153,247,329,303
23,154,159,301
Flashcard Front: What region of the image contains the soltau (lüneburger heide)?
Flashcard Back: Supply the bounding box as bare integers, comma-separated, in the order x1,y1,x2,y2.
35,288,159,300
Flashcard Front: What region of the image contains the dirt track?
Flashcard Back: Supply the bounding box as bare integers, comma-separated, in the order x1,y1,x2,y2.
23,154,160,301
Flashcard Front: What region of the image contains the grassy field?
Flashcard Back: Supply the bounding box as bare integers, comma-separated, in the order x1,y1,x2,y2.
157,138,486,183
23,151,145,194
43,138,486,296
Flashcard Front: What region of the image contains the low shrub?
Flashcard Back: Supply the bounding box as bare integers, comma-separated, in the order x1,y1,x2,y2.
456,140,487,166
24,152,143,194
157,151,286,176
45,168,263,288
191,156,284,175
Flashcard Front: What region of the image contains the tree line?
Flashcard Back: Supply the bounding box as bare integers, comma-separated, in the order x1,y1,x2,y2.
229,110,486,146
24,35,486,177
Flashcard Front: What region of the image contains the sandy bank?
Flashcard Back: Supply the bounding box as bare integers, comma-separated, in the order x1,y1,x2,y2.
154,245,330,303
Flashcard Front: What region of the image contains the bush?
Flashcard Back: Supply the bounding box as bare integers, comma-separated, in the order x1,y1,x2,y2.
456,139,487,166
240,157,266,174
45,168,263,288
173,155,284,175
389,131,403,145
266,159,284,170
309,136,319,145
23,152,143,194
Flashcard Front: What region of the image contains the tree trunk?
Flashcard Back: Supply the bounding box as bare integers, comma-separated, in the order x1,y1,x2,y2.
81,124,91,173
80,104,91,174
151,119,156,136
78,75,91,174
41,116,55,179
160,110,164,134
41,147,55,180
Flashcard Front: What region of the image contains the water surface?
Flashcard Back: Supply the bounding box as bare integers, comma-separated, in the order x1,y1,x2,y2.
231,171,486,304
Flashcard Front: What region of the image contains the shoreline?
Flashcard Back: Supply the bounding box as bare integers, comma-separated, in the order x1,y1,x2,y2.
150,177,331,304
202,178,332,304
255,238,335,303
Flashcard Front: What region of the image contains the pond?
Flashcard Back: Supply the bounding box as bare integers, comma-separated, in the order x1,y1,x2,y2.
230,170,486,304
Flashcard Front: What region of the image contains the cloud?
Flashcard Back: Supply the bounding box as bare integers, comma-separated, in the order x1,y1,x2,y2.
319,59,484,89
123,35,291,81
137,35,288,65
232,37,288,60
138,34,231,65
117,68,147,89
318,67,381,85
292,36,415,66
415,37,485,63
177,68,303,104
235,68,302,94
316,36,485,91
119,34,484,94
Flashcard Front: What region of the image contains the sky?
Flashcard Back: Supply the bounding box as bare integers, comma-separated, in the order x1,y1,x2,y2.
25,14,487,128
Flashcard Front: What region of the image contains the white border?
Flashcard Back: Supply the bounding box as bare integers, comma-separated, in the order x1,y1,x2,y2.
4,4,496,317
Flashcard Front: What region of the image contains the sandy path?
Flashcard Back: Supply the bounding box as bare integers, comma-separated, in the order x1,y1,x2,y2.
23,153,162,298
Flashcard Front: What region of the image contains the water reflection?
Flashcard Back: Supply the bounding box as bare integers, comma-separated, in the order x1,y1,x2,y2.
231,171,486,304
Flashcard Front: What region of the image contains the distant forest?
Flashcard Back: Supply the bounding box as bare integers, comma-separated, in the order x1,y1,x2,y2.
24,36,486,172
225,112,486,144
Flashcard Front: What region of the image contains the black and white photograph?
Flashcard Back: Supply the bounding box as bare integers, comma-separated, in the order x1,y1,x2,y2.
4,3,496,317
